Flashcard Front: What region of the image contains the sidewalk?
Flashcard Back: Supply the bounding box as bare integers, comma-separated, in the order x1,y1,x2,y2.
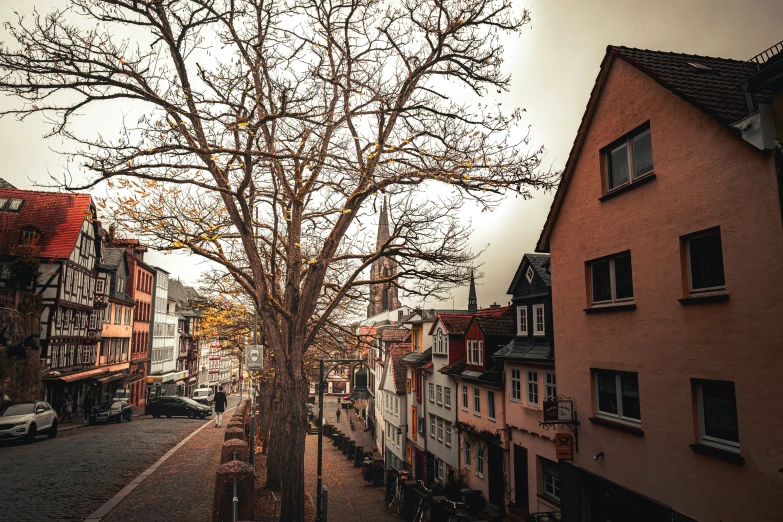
318,397,378,458
95,397,241,522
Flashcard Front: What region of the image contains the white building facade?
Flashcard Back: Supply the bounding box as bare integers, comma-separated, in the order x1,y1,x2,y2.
147,267,184,397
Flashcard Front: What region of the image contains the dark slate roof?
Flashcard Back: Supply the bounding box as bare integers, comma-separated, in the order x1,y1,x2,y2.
457,362,504,387
439,359,466,376
506,253,551,294
102,248,125,270
429,313,473,336
611,46,771,126
400,347,432,367
473,306,515,337
494,339,554,365
398,311,421,324
0,178,16,189
390,343,411,393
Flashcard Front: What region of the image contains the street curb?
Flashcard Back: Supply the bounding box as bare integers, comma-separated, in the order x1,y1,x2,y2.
84,405,238,522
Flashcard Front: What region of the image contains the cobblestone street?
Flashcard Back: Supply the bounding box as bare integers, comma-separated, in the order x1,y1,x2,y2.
0,398,239,522
304,397,400,522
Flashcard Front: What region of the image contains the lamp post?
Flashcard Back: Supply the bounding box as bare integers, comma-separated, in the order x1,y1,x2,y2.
315,358,371,522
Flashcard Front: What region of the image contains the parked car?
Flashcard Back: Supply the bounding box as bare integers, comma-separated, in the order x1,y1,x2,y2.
89,400,133,424
0,401,58,443
192,387,215,405
146,396,212,419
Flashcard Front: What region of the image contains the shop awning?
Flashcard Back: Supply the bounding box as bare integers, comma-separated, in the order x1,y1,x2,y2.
42,367,110,383
96,372,128,384
162,370,189,383
123,374,144,385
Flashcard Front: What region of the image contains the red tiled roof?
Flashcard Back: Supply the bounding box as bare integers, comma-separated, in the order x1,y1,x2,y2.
537,45,771,253
429,313,473,336
0,188,93,259
390,343,412,393
473,306,514,337
380,326,410,342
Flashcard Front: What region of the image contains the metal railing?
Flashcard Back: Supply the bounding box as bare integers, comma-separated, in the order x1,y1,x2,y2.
749,40,783,67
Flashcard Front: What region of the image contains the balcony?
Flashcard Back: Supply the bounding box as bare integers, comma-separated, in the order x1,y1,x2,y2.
0,288,37,311
750,39,783,68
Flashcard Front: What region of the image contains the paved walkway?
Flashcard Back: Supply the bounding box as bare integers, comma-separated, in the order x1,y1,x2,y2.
304,398,399,522
317,397,378,457
97,397,241,522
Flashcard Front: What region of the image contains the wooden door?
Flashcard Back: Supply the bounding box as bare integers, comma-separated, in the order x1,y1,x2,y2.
514,444,529,512
488,443,505,507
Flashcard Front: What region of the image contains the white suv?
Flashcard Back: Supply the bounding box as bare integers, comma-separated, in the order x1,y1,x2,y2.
0,401,58,443
192,388,215,405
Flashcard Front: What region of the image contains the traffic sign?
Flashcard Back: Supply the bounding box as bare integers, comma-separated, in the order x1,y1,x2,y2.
245,345,264,370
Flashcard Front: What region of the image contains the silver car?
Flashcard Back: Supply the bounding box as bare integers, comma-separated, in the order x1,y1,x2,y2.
0,401,58,443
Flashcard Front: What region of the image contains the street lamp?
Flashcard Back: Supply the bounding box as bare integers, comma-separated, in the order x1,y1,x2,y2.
315,358,370,522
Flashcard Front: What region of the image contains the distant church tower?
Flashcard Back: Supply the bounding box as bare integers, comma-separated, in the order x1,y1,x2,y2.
468,271,478,312
367,198,401,318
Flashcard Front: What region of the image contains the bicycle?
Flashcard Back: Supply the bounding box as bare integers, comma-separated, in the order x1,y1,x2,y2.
410,480,432,522
385,469,409,514
440,499,470,522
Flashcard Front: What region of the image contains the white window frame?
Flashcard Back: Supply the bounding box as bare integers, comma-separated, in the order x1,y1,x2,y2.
605,126,654,192
533,304,545,336
542,459,560,501
696,380,740,453
436,458,445,481
437,418,444,441
473,387,481,415
589,253,634,305
436,385,443,405
594,370,642,426
476,445,485,478
526,265,535,283
95,278,105,294
545,372,557,401
89,311,97,329
526,370,539,406
487,390,496,420
445,422,452,447
516,306,528,336
510,369,522,402
394,395,399,414
444,387,451,409
461,385,469,411
429,383,435,403
124,307,131,324
430,416,436,439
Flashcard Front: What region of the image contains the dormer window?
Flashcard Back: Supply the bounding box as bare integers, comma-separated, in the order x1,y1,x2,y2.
116,277,125,295
604,123,654,192
433,328,448,355
526,265,534,283
20,228,41,244
0,198,23,212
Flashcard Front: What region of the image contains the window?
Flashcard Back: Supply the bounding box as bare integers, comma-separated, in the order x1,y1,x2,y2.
411,408,417,441
437,418,444,441
696,380,739,452
20,228,41,244
476,445,485,478
406,446,412,465
533,304,545,336
116,277,126,295
104,304,112,322
435,458,445,481
96,278,105,294
510,369,521,401
444,387,451,409
605,125,653,191
595,370,641,425
487,390,496,420
394,396,399,415
461,385,469,410
590,252,634,304
545,372,557,401
473,387,481,414
436,385,443,405
406,379,411,393
55,309,62,327
467,340,483,366
516,306,528,336
464,440,472,469
429,383,435,403
434,327,448,355
124,307,131,324
430,416,436,438
542,459,560,501
685,229,725,293
445,422,452,447
7,199,23,212
526,265,535,283
527,371,539,406
115,305,122,324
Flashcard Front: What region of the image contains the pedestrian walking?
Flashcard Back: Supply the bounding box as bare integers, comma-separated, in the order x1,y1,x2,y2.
336,407,341,422
83,393,94,425
214,386,228,427
61,395,73,423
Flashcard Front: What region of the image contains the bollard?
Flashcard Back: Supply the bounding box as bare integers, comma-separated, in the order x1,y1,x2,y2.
354,446,363,467
221,439,249,464
227,420,244,432
347,439,356,460
224,427,244,442
373,458,385,487
342,436,350,455
212,461,254,522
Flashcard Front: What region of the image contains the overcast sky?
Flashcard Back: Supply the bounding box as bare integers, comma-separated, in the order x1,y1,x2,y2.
1,0,781,307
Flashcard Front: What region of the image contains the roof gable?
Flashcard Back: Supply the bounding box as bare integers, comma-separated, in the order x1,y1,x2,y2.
506,253,551,294
537,45,769,253
0,188,93,259
470,306,515,337
429,313,473,336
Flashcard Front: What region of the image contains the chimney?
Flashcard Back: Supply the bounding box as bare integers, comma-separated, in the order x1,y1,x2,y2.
489,302,500,309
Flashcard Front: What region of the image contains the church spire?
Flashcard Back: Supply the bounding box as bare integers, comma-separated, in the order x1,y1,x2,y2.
376,197,390,248
367,197,400,318
468,270,477,312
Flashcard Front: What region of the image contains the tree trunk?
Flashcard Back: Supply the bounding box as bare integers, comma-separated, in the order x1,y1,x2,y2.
265,387,284,490
276,362,308,522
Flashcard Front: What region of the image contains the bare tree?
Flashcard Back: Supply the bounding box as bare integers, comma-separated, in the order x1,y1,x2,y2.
0,1,555,519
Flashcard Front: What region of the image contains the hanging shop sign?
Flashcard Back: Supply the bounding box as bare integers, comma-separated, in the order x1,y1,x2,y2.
543,400,559,422
555,433,574,460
